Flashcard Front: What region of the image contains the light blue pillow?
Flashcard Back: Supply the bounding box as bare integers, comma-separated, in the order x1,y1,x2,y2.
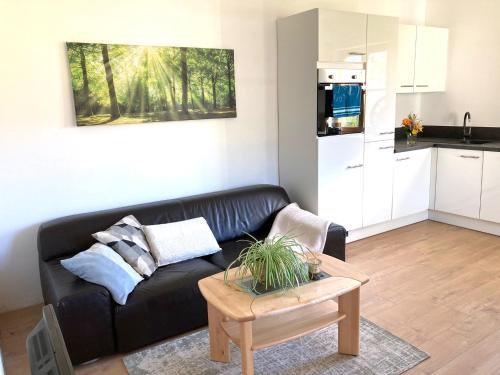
61,243,143,305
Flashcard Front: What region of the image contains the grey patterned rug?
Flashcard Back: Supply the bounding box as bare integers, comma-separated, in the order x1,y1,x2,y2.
123,318,429,375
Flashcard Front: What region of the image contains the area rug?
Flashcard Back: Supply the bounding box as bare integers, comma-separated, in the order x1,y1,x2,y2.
123,318,429,375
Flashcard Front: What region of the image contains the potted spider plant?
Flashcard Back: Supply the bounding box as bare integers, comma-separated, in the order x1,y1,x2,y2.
224,234,313,294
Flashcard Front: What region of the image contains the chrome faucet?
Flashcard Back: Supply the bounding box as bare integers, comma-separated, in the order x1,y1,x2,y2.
463,112,472,140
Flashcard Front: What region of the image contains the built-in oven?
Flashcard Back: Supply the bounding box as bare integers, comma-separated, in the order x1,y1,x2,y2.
317,66,366,136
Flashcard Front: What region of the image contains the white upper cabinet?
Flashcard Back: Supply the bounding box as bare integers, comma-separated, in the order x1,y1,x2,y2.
414,26,449,92
392,149,431,219
364,14,398,142
480,151,500,223
435,148,483,218
318,10,367,63
397,24,416,93
397,25,449,93
318,134,364,231
363,140,394,226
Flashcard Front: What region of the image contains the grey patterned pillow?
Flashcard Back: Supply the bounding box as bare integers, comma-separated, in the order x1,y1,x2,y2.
93,215,157,277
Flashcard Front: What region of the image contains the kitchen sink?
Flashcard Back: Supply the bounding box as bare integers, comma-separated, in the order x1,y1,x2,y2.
460,140,491,145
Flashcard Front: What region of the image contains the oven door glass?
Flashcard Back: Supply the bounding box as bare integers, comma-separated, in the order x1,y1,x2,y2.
319,83,365,135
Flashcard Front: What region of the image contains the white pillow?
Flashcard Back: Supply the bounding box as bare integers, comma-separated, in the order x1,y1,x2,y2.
143,217,221,266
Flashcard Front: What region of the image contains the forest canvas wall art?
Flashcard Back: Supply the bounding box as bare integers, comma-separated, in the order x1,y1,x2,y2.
66,42,236,126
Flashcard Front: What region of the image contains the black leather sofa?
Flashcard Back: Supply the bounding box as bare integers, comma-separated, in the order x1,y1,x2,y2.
38,185,347,364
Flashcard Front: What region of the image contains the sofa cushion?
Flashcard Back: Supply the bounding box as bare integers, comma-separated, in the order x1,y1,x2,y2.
61,243,143,305
144,217,221,266
113,258,221,352
92,215,157,277
204,238,248,270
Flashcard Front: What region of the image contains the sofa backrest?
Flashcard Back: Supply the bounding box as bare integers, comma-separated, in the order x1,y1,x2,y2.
38,185,290,262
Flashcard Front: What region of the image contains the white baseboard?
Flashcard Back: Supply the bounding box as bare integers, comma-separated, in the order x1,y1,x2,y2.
346,211,429,243
429,210,500,237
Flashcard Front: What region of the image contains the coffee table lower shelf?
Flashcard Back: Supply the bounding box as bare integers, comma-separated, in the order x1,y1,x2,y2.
220,299,346,351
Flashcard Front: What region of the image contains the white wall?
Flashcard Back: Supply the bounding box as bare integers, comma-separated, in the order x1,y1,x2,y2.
0,0,422,313
0,0,282,313
421,0,500,127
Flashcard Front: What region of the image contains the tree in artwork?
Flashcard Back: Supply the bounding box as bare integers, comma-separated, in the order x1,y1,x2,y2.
66,42,237,126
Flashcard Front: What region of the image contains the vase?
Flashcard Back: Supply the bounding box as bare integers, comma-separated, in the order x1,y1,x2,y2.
406,134,417,145
307,258,322,280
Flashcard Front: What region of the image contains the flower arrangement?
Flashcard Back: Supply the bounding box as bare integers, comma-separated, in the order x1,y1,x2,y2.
402,113,423,145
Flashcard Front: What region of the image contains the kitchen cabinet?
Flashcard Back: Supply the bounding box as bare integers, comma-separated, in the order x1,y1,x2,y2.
364,14,398,142
363,140,394,226
392,148,431,219
318,134,364,231
397,24,416,94
414,26,449,92
480,151,500,223
318,10,367,63
397,25,449,93
435,148,483,218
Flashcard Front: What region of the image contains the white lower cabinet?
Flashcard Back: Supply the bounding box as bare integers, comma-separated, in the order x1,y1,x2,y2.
392,148,431,219
435,148,483,218
480,151,500,223
318,134,364,231
363,140,394,226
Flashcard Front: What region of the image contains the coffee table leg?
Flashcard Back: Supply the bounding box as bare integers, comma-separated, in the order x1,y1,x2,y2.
338,287,360,356
240,321,254,375
207,303,230,363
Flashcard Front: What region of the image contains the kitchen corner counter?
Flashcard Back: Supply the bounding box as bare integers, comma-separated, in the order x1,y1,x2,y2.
395,138,500,153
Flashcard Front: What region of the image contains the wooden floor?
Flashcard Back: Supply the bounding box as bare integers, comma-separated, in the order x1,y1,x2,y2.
2,221,500,374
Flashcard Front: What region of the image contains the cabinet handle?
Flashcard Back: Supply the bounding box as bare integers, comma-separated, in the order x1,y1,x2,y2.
400,85,413,87
416,84,429,87
459,155,480,159
346,164,363,169
379,131,395,135
348,52,366,56
379,146,394,150
396,157,410,161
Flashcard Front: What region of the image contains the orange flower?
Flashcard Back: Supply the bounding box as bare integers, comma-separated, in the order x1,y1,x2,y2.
402,118,412,126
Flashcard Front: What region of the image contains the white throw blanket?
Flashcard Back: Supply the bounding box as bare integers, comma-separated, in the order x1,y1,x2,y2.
267,203,330,253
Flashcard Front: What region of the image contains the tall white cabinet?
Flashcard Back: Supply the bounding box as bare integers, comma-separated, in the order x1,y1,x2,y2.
362,15,398,228
278,9,399,233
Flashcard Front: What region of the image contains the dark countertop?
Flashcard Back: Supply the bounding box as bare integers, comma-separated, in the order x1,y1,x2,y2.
395,138,500,153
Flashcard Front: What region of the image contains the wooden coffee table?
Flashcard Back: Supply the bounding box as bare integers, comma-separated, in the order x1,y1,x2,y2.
198,253,369,375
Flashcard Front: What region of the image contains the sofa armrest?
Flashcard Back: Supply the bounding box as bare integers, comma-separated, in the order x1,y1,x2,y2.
39,258,116,364
322,223,347,261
